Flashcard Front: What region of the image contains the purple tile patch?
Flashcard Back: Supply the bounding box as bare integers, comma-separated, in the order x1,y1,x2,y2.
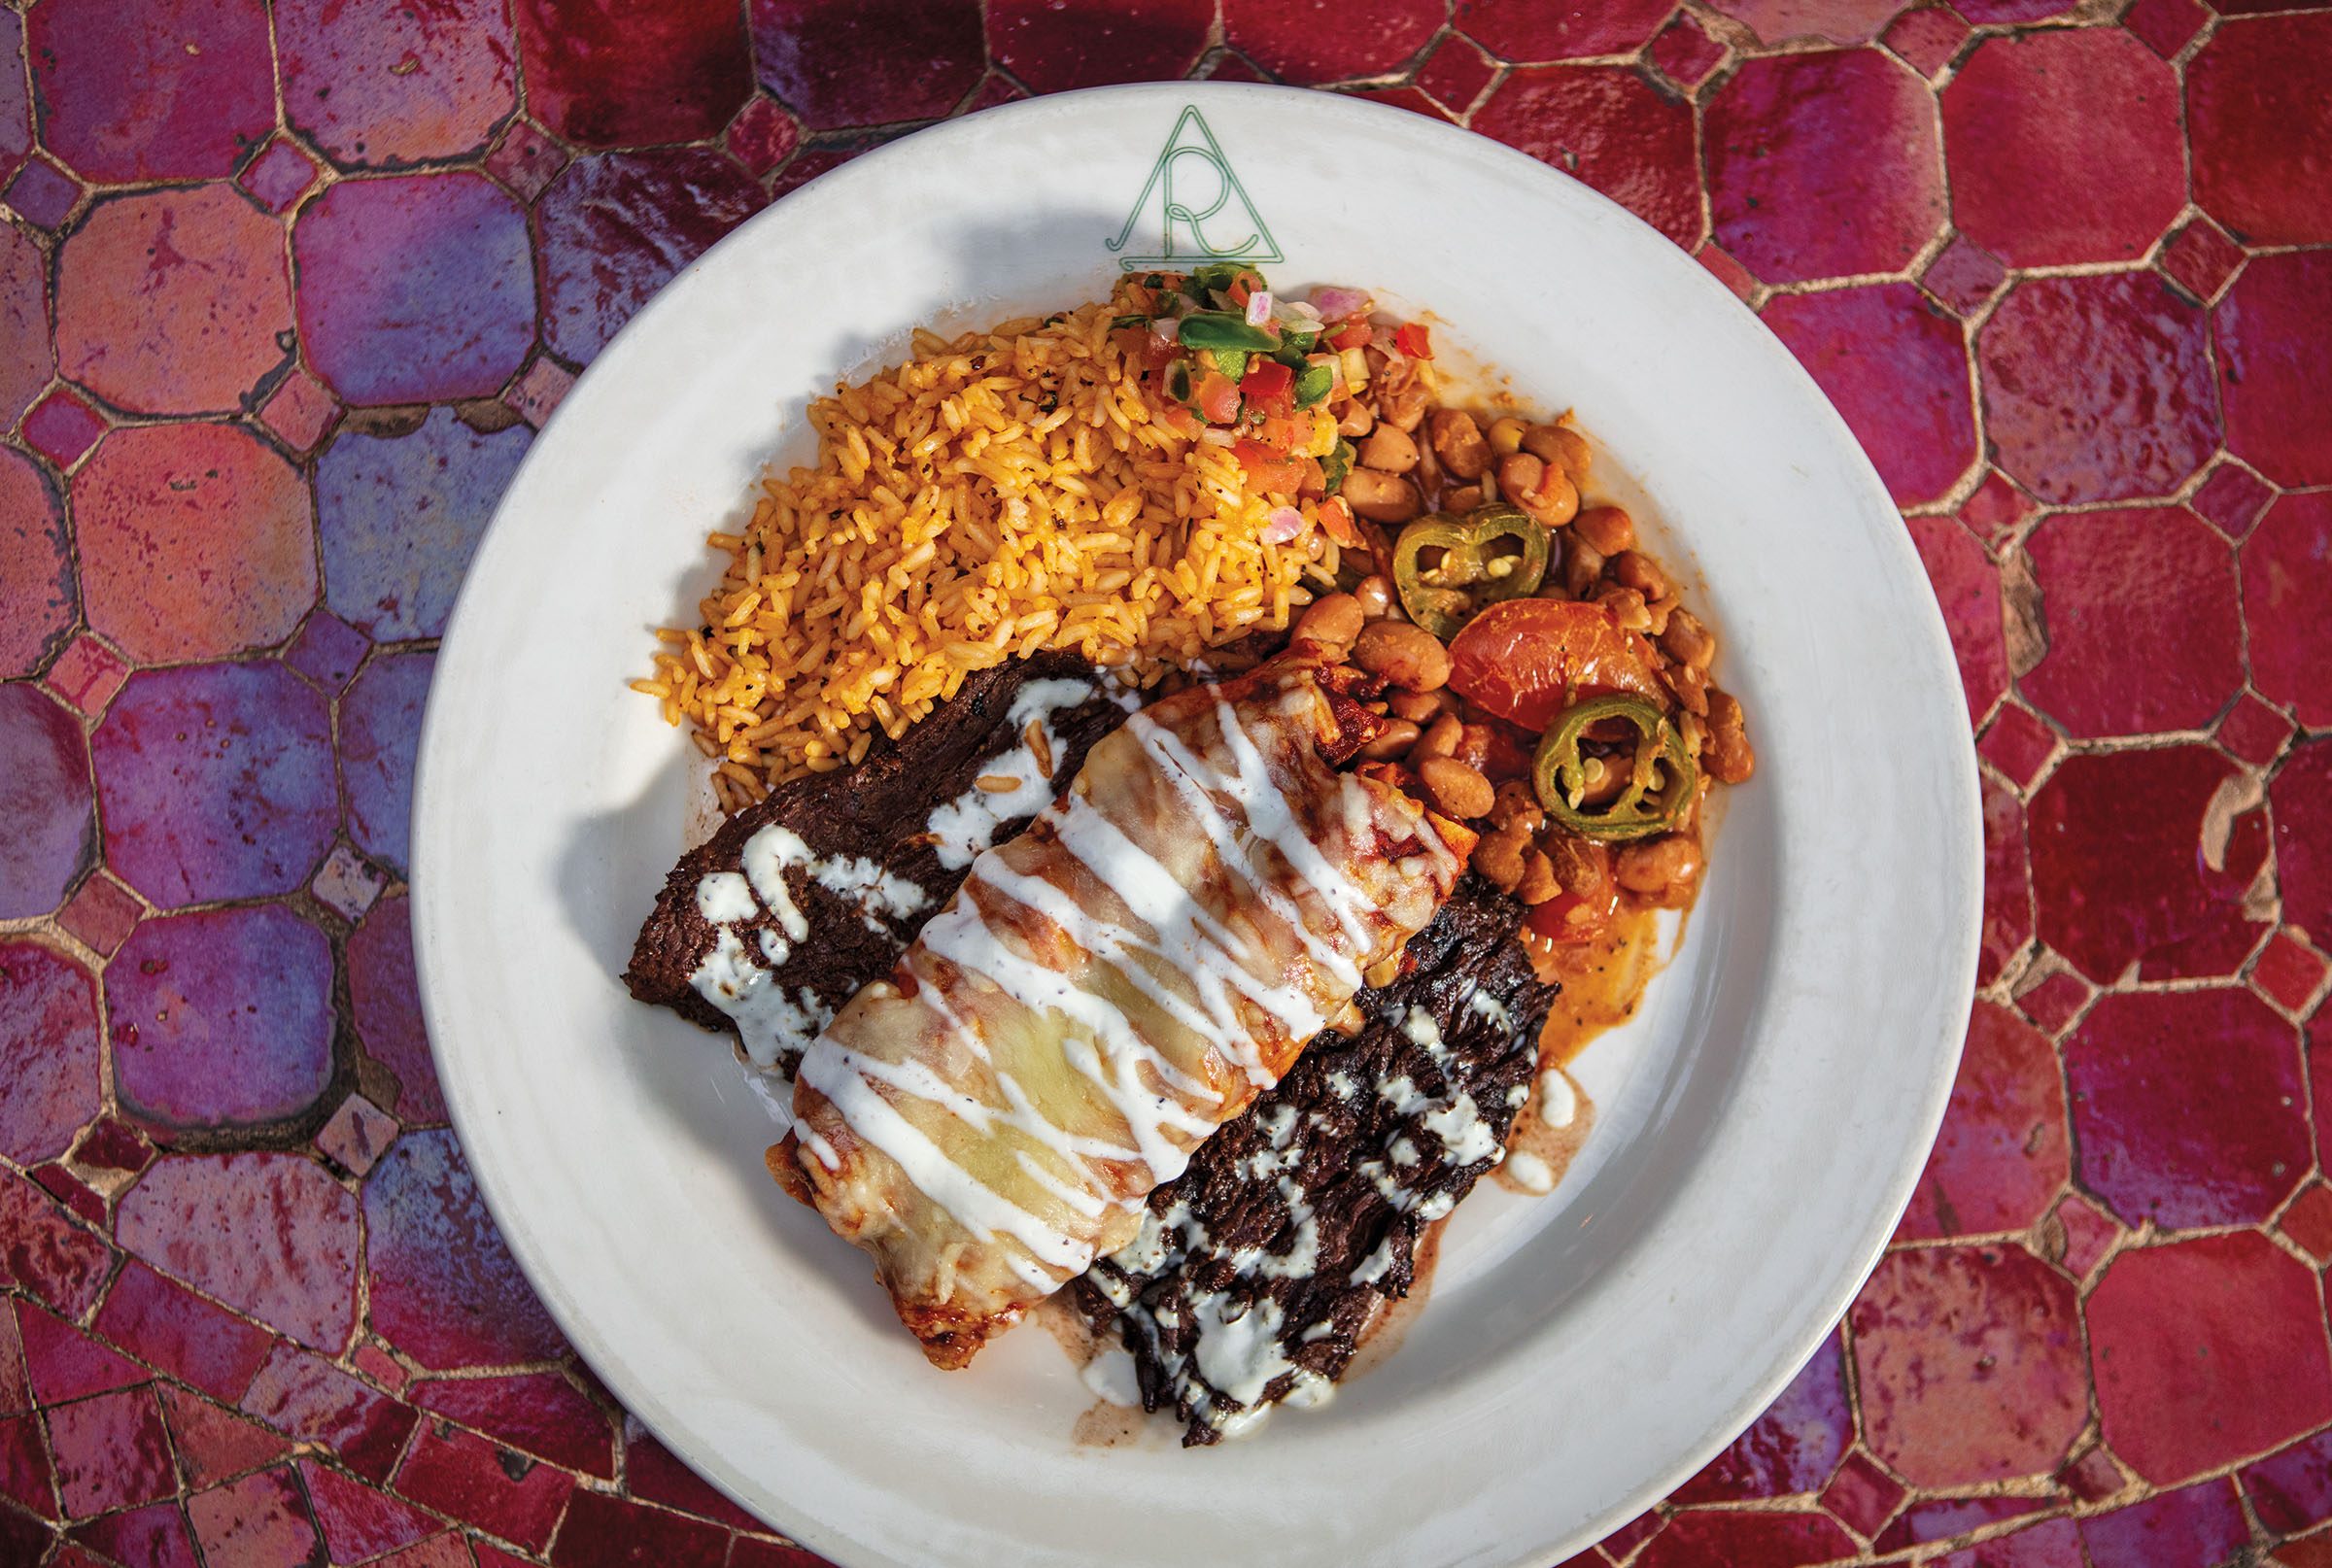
28,0,275,184
538,148,765,365
316,1094,398,1177
311,841,387,922
47,1385,174,1518
0,684,95,920
350,894,445,1124
320,408,531,641
1672,1330,1852,1502
109,904,337,1139
284,609,372,695
238,1342,418,1483
294,172,536,406
239,137,322,214
340,649,435,873
366,1129,564,1370
0,942,101,1169
277,0,517,168
91,662,338,910
117,1152,362,1351
4,158,81,230
2077,1476,2247,1567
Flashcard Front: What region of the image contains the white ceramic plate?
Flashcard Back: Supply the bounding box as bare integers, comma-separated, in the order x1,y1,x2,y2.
414,83,1979,1568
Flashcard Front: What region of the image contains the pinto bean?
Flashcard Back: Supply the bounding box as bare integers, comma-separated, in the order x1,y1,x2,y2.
1610,550,1670,601
1409,712,1464,766
1516,851,1560,904
1496,452,1581,529
1471,825,1530,891
1341,467,1423,524
1522,424,1592,484
1661,609,1716,670
1294,592,1365,652
1419,756,1495,820
1572,505,1634,557
1427,409,1492,480
1353,573,1395,620
1357,425,1420,474
1359,718,1423,761
1354,621,1453,691
1616,834,1702,901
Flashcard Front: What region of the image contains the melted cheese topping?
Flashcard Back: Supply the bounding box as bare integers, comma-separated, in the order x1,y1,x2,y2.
788,659,1460,1364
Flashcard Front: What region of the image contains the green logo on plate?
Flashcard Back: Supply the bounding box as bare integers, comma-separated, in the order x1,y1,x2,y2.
1107,105,1282,271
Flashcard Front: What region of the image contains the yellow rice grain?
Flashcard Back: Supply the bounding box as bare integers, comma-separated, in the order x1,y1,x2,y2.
646,294,1338,797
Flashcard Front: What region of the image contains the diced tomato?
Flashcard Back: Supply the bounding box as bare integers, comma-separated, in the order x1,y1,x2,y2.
1330,322,1373,352
1240,358,1294,412
1232,439,1305,494
1315,495,1361,548
1158,403,1205,439
1446,598,1667,730
1254,414,1304,453
1194,370,1241,424
1393,322,1434,359
1527,883,1618,944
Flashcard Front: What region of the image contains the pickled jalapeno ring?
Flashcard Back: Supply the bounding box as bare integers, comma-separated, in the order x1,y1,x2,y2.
1531,694,1698,841
1390,503,1551,640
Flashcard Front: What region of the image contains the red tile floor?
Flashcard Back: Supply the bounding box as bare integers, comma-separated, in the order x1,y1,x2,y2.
0,0,2326,1563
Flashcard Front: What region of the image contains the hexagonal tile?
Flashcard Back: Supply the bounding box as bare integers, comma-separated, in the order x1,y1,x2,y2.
538,148,765,366
74,424,317,665
350,893,444,1125
988,0,1212,93
2188,13,2332,247
91,661,337,909
1979,775,2033,988
1459,0,1680,59
0,944,101,1168
2031,745,2269,984
365,1128,564,1369
118,1152,361,1351
0,684,91,923
1943,30,2184,267
1898,1004,2065,1242
1767,288,1974,510
0,450,73,683
1471,66,1701,251
1707,49,1943,287
1978,272,2217,506
340,648,434,873
2068,987,2306,1229
27,0,275,183
0,222,50,429
750,0,979,128
277,0,517,167
1702,0,1912,47
2275,740,2332,942
1851,1244,2086,1486
54,186,293,417
519,0,751,146
294,172,536,406
2236,494,2329,728
2215,249,2332,489
2089,1233,2332,1484
320,408,531,642
109,905,337,1141
2019,506,2243,738
1670,1331,1850,1502
1903,514,2005,724
1224,0,1441,86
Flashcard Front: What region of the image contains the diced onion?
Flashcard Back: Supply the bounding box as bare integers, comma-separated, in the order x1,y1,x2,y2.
1262,506,1306,543
1199,427,1236,447
1309,286,1370,319
1246,290,1274,327
1151,316,1180,344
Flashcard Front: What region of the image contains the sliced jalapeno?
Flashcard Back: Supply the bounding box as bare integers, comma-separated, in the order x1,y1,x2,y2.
1390,503,1551,640
1532,695,1697,842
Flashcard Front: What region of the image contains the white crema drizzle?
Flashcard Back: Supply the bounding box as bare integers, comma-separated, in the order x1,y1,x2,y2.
801,676,1406,1290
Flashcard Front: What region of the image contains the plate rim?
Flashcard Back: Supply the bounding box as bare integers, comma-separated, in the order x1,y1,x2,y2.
412,79,1982,1568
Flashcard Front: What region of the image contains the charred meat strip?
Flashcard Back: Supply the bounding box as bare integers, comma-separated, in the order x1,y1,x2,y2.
622,654,1130,1074
1074,878,1555,1444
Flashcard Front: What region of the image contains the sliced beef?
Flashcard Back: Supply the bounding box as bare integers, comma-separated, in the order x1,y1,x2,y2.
623,653,1130,1072
1074,877,1556,1445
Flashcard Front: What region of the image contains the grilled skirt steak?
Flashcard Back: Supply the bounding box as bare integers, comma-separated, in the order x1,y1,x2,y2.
1075,878,1556,1444
623,654,1130,1074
